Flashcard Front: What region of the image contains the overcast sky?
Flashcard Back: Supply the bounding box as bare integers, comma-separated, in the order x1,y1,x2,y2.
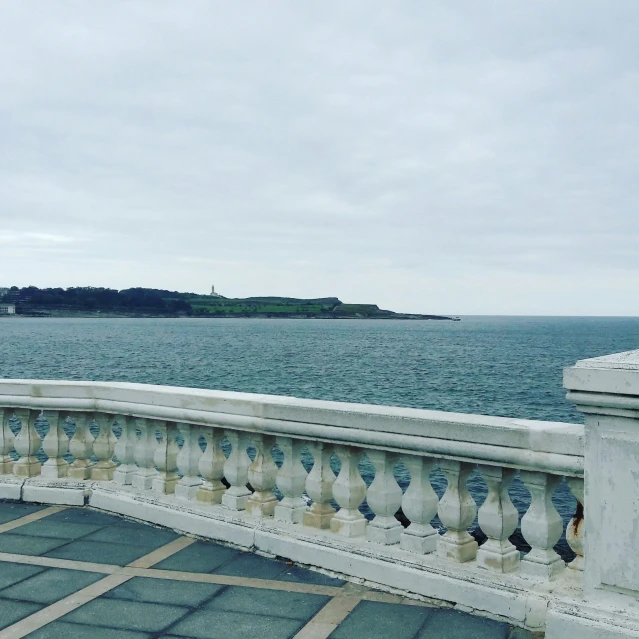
1,2,638,315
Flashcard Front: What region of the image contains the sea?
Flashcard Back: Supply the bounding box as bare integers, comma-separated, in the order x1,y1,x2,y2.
2,315,638,559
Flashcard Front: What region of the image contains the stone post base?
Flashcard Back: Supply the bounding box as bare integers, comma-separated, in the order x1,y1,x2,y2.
437,534,478,563
400,530,437,554
330,510,367,537
366,520,402,545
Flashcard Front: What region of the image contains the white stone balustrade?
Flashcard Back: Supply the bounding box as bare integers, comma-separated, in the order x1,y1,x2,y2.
2,362,620,638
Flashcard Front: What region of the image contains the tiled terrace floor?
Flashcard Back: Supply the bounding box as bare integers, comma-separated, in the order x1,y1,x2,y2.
0,501,532,638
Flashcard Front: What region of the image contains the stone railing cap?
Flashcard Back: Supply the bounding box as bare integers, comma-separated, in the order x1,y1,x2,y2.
564,349,639,396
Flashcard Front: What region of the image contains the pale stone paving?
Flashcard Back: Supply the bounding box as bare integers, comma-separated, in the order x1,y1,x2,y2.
0,502,526,638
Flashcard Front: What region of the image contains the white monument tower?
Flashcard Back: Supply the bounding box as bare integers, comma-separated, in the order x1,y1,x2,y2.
210,285,223,298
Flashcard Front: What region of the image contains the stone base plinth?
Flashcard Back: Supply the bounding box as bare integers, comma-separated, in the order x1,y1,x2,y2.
330,510,367,537
13,459,41,478
152,475,178,495
303,503,335,529
400,530,437,554
477,544,520,573
222,490,250,511
68,463,93,480
247,495,277,518
175,482,201,501
41,460,69,479
197,485,225,505
274,503,306,524
437,534,478,563
132,471,156,491
520,554,565,581
366,521,402,545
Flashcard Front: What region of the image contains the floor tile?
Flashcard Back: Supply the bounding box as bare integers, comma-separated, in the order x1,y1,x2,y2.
330,600,433,639
417,609,510,639
83,522,180,548
0,533,70,556
0,598,43,630
105,577,224,606
62,598,189,632
12,520,106,540
212,552,288,579
166,609,303,639
0,568,104,604
278,564,345,587
0,502,47,524
0,561,47,589
46,509,123,526
26,621,151,639
153,540,240,573
44,539,151,565
204,585,329,621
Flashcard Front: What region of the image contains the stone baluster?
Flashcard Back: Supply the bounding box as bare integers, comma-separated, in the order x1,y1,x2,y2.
113,415,138,485
330,445,367,537
175,423,203,500
91,413,117,481
437,460,478,562
565,477,584,571
13,409,42,477
132,418,157,489
477,466,519,573
247,434,278,517
303,442,336,529
222,430,252,510
0,408,15,474
41,410,69,478
68,412,95,479
152,421,179,494
519,470,565,580
366,450,403,545
197,428,227,504
400,455,439,554
274,437,308,523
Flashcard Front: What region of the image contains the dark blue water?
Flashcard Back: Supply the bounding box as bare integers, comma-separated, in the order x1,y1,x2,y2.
2,316,638,558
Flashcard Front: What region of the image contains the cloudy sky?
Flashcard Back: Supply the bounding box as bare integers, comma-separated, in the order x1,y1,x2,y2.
1,2,638,315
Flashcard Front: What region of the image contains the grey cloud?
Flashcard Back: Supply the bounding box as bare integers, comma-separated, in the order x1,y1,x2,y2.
1,1,638,314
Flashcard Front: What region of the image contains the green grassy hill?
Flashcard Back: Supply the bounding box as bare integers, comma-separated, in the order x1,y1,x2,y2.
2,287,456,320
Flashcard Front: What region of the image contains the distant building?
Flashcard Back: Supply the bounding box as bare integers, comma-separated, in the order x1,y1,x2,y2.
0,304,16,315
210,285,223,299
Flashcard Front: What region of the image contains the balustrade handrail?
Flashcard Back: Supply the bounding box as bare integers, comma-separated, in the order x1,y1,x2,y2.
0,379,583,475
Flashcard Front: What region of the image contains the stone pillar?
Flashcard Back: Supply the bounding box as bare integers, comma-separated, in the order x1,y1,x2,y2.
564,350,639,600
303,442,336,529
0,408,15,474
41,410,69,479
400,455,439,554
274,437,308,524
477,465,519,573
437,460,478,562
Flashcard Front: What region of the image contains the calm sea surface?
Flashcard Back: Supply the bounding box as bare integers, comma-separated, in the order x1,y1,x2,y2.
2,316,638,558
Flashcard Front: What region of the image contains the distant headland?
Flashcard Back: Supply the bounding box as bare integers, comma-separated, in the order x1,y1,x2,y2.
0,285,459,321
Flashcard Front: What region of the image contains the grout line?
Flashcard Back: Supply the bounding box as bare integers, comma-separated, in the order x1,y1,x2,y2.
292,595,362,639
0,536,194,639
0,548,431,602
126,536,195,568
0,551,118,575
122,567,348,595
0,506,67,534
